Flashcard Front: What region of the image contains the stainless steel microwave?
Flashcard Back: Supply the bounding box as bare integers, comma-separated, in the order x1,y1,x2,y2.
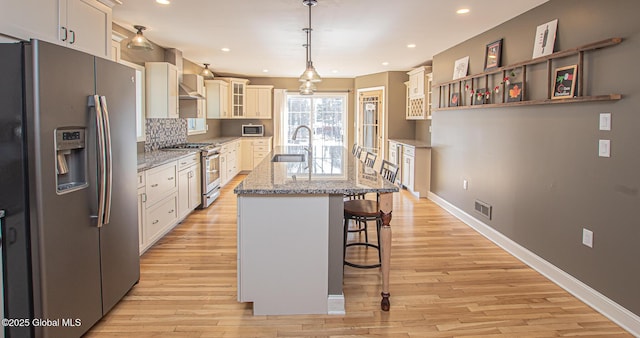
242,124,264,136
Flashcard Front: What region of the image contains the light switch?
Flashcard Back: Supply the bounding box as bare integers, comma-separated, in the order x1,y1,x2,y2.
582,228,593,248
599,113,611,131
598,139,611,157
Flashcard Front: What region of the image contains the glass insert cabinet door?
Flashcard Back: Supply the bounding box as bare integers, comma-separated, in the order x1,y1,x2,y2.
358,89,383,155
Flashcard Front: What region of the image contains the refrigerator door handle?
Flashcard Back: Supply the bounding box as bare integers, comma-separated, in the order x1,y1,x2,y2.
99,96,113,225
89,95,107,228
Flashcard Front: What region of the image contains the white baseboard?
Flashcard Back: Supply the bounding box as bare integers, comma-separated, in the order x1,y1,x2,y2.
327,294,345,315
427,192,640,337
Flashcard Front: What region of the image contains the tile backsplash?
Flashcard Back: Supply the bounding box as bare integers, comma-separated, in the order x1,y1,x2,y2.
144,118,187,151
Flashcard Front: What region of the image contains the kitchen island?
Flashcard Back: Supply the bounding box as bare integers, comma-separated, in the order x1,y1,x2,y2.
234,146,398,315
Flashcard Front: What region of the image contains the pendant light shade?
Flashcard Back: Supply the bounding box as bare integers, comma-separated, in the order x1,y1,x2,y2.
299,79,316,95
201,63,214,79
298,0,321,89
127,25,153,51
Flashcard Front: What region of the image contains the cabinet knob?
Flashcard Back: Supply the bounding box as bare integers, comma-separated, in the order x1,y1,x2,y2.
168,177,174,180
69,30,76,44
152,220,159,224
168,209,174,214
151,184,159,188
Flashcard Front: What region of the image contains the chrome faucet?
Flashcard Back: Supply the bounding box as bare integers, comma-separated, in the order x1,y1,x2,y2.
291,125,313,173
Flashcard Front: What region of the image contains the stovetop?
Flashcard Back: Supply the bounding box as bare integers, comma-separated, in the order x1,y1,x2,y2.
163,143,220,153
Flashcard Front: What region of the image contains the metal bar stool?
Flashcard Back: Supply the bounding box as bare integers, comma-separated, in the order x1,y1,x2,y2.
343,160,398,269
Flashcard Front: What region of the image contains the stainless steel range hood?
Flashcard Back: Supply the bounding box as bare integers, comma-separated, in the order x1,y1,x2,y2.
165,48,205,100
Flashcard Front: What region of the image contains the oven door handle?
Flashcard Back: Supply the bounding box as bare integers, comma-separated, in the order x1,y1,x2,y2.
206,154,220,160
207,169,219,174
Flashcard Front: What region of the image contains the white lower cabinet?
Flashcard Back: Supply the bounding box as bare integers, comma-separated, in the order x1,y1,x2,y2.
137,172,146,255
241,137,272,171
139,153,201,254
220,139,242,187
400,145,431,198
144,192,178,247
178,155,201,219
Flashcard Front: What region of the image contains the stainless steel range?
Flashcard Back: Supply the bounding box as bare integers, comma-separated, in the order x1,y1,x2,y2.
164,143,221,208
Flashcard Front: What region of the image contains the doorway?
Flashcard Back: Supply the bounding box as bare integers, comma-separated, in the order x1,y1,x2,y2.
356,87,384,158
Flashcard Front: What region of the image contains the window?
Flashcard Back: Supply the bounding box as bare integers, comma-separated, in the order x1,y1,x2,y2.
187,118,207,135
283,93,348,174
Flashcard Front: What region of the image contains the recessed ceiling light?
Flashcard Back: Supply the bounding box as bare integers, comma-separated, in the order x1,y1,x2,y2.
456,8,470,14
262,69,269,73
221,47,230,52
332,70,339,74
382,62,389,66
407,44,417,48
156,0,170,4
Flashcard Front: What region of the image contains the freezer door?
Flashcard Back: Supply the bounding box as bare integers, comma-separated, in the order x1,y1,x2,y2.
27,40,102,338
0,42,33,338
95,57,140,314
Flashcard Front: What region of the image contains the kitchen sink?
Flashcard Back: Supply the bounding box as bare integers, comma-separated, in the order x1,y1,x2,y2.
271,154,305,162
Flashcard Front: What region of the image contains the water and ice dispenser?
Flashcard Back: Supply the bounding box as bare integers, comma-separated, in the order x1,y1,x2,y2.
55,128,88,194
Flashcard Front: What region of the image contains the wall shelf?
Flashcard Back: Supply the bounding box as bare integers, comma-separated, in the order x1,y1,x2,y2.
433,37,623,111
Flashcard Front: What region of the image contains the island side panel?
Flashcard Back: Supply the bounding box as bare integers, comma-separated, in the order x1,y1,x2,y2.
237,194,329,315
327,194,345,313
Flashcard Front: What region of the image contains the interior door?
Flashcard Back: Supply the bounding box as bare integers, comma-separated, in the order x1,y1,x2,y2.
357,89,383,156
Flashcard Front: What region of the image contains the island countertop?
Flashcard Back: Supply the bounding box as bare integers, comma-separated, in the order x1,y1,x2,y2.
234,146,399,195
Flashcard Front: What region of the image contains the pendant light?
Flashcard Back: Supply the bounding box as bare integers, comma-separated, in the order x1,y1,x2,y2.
299,0,322,84
127,25,153,51
299,79,316,95
201,63,215,79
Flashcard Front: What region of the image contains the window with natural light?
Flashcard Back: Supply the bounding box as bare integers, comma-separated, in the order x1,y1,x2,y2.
283,93,347,174
187,118,207,135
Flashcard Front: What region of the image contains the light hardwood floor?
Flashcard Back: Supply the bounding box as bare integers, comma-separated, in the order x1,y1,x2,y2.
86,175,631,337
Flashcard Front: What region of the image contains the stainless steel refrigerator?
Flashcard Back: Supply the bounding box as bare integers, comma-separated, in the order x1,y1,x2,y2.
0,39,140,338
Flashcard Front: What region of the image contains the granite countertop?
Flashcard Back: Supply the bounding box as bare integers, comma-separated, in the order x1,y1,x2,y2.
234,146,399,195
389,139,431,148
137,150,199,172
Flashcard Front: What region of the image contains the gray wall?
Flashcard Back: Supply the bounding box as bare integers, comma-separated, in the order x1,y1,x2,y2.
431,0,640,315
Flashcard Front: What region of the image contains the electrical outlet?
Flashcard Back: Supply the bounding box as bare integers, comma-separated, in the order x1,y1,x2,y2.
582,228,593,248
599,139,611,157
463,179,468,190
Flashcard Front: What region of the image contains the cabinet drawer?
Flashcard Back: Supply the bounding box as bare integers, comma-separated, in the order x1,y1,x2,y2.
403,146,415,157
220,144,229,153
137,172,145,188
253,145,268,152
178,153,200,171
252,139,269,146
145,192,178,244
145,162,178,205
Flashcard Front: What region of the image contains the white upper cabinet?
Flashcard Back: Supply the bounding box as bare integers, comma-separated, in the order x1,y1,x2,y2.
226,78,249,118
246,85,273,119
61,0,113,58
145,62,179,119
0,0,114,59
406,66,433,120
205,80,229,119
0,0,59,43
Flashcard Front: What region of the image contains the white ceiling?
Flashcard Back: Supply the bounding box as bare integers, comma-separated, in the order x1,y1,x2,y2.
113,0,548,78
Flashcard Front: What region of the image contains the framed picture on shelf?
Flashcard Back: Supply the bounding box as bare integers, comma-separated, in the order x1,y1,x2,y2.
474,88,489,105
453,56,469,80
506,82,523,102
552,65,577,99
450,92,460,107
532,19,558,58
484,39,503,71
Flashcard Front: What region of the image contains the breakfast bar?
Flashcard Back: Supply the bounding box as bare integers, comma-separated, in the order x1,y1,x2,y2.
234,145,398,315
